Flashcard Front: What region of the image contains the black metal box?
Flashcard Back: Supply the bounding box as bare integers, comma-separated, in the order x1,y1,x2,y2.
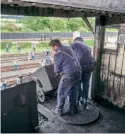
1,81,38,133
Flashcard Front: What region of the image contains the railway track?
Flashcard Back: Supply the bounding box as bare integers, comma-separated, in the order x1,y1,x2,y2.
2,76,24,86
1,63,40,72
1,56,42,63
2,73,31,87
1,67,39,86
1,52,53,63
1,52,42,58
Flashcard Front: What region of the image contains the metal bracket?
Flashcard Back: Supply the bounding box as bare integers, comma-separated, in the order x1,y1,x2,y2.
82,16,95,35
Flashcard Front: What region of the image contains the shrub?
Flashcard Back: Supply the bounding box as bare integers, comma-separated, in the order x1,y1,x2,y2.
18,42,32,48
0,42,14,49
68,40,73,44
37,42,50,48
6,24,17,32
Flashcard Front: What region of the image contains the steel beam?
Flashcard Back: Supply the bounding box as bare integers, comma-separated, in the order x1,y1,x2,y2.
82,17,95,35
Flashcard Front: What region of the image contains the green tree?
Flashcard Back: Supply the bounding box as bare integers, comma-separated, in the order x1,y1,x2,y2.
67,18,82,31
2,16,96,33
53,19,66,31
6,24,17,32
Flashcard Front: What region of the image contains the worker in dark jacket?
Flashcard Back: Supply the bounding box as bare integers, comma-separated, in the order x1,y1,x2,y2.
49,39,81,116
70,37,95,108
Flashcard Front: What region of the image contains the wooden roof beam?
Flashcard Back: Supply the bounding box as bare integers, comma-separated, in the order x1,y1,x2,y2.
82,16,95,35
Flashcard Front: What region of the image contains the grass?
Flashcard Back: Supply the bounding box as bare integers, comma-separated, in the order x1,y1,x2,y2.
84,40,94,46
0,47,49,54
0,39,94,54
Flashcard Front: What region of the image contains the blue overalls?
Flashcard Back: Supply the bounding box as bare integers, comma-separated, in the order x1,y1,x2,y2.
54,45,81,113
45,56,51,65
17,46,21,52
32,53,36,60
13,62,18,71
46,49,50,55
70,42,95,102
1,82,7,90
5,45,9,52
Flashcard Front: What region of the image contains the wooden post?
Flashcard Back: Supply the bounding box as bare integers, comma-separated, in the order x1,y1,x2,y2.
90,16,105,100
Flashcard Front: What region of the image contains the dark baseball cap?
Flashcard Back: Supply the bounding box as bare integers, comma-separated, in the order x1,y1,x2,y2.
74,37,83,42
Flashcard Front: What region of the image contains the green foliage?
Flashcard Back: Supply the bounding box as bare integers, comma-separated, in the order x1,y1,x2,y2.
1,40,94,54
68,40,73,44
6,24,17,32
2,17,96,33
67,18,83,31
84,40,94,46
1,42,14,49
0,42,49,50
18,42,32,48
53,19,66,31
1,23,23,32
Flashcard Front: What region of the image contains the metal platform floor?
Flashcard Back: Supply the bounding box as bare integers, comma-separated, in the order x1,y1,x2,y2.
38,96,125,133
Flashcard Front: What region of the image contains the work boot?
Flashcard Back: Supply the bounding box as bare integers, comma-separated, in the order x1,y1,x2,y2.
80,99,87,109
76,101,80,107
52,109,63,116
70,106,78,115
84,101,87,109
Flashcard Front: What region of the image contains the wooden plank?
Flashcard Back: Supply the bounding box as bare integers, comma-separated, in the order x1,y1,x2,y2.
38,104,53,119
91,16,105,99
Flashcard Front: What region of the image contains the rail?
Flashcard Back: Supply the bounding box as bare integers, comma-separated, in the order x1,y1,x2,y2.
1,63,40,72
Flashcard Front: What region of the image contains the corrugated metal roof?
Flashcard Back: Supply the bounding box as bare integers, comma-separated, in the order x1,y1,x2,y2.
1,0,125,23
1,0,125,14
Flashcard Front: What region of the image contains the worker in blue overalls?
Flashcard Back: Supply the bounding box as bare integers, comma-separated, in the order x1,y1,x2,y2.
70,37,95,108
5,43,9,52
17,44,21,53
44,53,52,66
49,39,81,116
13,59,19,71
46,48,50,55
1,79,7,90
31,52,36,60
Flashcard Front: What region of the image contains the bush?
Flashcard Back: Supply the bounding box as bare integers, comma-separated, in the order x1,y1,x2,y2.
37,42,50,48
21,28,33,32
18,42,32,48
0,42,14,49
84,40,94,46
68,40,73,44
6,24,17,32
1,17,96,33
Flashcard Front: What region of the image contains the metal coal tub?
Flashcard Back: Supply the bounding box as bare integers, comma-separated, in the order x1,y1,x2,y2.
22,64,60,103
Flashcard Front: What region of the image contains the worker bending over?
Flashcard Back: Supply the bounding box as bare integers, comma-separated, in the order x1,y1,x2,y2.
70,37,95,108
49,39,81,116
